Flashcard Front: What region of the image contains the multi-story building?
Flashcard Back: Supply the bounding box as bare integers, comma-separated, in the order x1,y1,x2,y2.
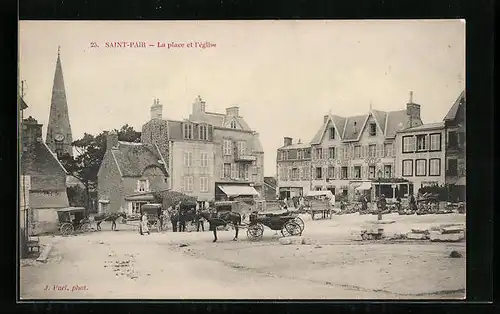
443,90,466,200
189,96,264,200
276,138,312,199
277,93,423,201
395,122,446,189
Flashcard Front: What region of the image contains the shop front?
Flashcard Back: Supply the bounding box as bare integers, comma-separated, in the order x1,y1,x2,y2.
371,180,413,201
278,187,304,199
124,193,155,215
215,182,260,201
348,180,372,202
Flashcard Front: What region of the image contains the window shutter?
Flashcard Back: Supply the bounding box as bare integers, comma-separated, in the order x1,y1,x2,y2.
299,168,304,180
146,180,150,192
412,137,416,152
312,167,316,180
334,167,339,179
362,165,368,179
136,180,140,192
392,143,396,157
231,163,236,179
220,163,224,179
377,144,383,157
338,147,343,159
425,135,429,150
323,148,328,160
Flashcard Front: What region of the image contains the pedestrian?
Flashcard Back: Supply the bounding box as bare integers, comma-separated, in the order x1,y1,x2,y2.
141,213,150,235
409,194,416,212
196,208,205,232
171,208,178,232
396,195,402,212
361,194,368,212
179,209,187,232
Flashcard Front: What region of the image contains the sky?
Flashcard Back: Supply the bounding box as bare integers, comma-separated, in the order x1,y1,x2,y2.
19,20,465,176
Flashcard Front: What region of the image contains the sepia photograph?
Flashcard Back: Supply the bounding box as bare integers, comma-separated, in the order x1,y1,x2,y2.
18,20,465,300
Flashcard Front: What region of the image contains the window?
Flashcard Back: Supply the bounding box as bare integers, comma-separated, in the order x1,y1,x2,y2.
341,167,348,179
200,177,209,192
298,150,304,160
458,131,465,146
354,166,361,179
354,146,361,159
55,141,63,156
237,141,246,155
137,179,148,192
315,147,323,159
279,151,286,160
132,202,147,214
223,163,231,178
384,165,392,178
447,159,458,176
402,160,413,177
223,140,232,155
291,168,299,180
448,131,458,148
329,127,335,139
315,167,323,179
368,166,375,179
416,135,428,151
183,151,192,167
343,147,349,159
328,166,335,178
415,159,427,176
430,133,441,151
369,123,377,136
369,144,376,157
429,159,441,176
384,143,393,157
199,125,208,140
200,152,209,167
402,136,415,153
183,123,193,139
230,121,237,129
184,176,193,192
328,147,336,159
239,164,250,179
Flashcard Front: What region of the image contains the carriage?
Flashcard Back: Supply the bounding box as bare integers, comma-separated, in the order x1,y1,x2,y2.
140,203,163,232
304,190,335,220
57,207,92,236
245,200,305,241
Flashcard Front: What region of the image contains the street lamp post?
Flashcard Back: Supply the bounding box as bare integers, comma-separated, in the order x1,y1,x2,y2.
377,169,383,221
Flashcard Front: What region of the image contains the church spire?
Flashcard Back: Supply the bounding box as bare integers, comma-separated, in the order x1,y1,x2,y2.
46,46,73,157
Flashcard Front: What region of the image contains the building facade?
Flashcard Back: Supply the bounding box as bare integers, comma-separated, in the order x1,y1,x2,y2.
443,91,466,187
45,47,74,157
395,122,446,189
276,93,423,201
21,115,70,234
97,130,169,215
263,177,278,201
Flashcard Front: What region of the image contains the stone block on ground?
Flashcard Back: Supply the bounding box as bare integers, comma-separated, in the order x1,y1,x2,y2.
411,228,429,234
430,231,465,242
406,232,429,240
441,226,465,234
372,220,395,225
36,244,52,263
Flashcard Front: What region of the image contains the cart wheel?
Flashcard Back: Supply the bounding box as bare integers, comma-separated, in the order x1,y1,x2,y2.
81,222,91,233
281,221,301,237
247,223,264,241
294,217,305,234
60,223,74,236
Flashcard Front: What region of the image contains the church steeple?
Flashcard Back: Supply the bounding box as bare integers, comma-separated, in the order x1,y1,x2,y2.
46,46,73,157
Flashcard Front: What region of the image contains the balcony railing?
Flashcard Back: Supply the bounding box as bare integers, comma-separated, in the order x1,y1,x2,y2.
234,148,257,162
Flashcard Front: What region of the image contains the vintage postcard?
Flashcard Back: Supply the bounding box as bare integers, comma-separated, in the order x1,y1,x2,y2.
18,20,465,300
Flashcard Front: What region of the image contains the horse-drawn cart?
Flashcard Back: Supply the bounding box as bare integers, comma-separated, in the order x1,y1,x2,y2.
57,207,92,236
140,203,162,232
304,190,335,220
246,210,303,241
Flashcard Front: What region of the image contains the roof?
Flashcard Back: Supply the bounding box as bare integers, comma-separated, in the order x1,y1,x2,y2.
264,177,277,188
397,122,445,133
278,142,311,150
443,90,465,121
57,207,85,212
21,140,68,175
111,141,169,177
19,96,28,110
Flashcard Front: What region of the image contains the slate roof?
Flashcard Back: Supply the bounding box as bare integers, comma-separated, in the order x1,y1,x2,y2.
310,108,415,144
443,90,465,121
264,177,277,189
397,122,445,133
278,142,311,150
19,96,28,110
110,141,169,177
21,141,67,176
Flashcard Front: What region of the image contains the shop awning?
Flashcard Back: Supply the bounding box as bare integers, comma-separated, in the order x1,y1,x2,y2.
125,193,155,201
455,177,466,186
219,185,259,197
356,182,372,190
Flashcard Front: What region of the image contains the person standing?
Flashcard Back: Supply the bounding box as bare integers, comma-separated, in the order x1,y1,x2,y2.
196,208,205,232
141,213,150,235
171,208,179,232
361,194,368,212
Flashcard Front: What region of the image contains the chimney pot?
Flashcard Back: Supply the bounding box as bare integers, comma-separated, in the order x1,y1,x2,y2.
106,131,119,150
226,106,240,117
151,98,163,120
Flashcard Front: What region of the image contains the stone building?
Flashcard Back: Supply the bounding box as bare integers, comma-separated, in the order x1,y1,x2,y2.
443,90,466,200
97,129,169,215
395,122,446,189
45,47,74,157
277,93,423,201
21,114,70,234
189,96,264,201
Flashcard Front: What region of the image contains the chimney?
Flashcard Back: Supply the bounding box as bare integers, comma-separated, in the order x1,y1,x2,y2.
226,106,239,117
297,138,302,144
22,116,43,148
323,115,329,124
353,121,358,134
150,98,163,120
283,137,292,146
192,95,206,114
406,91,421,126
106,130,119,150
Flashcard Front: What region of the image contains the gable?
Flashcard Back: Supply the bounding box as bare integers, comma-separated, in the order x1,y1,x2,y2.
358,114,385,140
319,120,342,143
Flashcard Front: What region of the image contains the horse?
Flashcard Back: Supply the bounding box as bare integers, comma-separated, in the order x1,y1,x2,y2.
199,210,242,243
93,212,127,231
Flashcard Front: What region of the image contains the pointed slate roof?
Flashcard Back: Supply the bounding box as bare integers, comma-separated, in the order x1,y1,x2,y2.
19,96,28,110
342,114,369,141
443,90,465,121
310,114,347,144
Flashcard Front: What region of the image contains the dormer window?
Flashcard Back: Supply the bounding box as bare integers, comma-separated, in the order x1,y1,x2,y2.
199,125,208,140
137,179,149,192
329,127,335,139
230,121,237,129
183,123,193,140
369,123,377,136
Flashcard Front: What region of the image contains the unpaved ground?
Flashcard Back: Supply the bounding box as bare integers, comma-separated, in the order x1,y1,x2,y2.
20,213,466,300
